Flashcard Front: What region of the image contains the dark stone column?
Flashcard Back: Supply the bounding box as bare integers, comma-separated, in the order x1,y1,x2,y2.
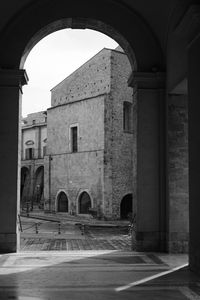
188,34,200,273
0,69,28,252
132,72,166,251
167,94,189,253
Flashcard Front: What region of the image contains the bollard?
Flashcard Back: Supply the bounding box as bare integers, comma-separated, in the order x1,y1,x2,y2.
26,202,29,217
58,222,61,234
128,224,133,236
81,224,85,235
35,223,38,234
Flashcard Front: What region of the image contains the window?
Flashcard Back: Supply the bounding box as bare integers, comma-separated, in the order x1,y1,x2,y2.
25,148,34,160
123,101,132,132
43,146,47,156
71,126,78,152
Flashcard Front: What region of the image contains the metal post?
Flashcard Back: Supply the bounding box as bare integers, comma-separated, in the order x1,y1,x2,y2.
58,222,61,234
35,223,38,234
18,214,23,232
81,224,85,235
26,202,29,217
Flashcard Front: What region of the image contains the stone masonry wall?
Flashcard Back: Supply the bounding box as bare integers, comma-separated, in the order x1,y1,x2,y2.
46,47,135,219
45,151,104,214
51,48,111,107
23,111,46,126
168,94,189,252
104,50,133,219
45,95,105,215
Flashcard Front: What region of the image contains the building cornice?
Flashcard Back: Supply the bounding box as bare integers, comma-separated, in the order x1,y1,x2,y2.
128,72,165,89
0,69,28,88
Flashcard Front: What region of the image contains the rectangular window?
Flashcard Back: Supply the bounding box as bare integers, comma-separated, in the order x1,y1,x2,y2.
71,126,78,152
43,146,47,156
25,148,34,160
123,101,133,132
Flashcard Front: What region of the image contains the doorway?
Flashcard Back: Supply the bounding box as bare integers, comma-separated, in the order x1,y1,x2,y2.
57,191,68,212
120,194,133,219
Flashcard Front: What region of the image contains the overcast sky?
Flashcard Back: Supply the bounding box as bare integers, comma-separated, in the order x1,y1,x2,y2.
22,29,118,117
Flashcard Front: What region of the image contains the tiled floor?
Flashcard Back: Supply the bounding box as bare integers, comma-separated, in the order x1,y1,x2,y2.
0,251,198,300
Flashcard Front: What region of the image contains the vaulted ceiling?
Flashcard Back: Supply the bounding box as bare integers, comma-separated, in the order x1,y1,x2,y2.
0,0,193,54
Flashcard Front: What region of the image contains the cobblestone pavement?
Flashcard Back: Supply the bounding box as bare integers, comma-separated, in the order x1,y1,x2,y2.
20,237,131,251
20,217,132,251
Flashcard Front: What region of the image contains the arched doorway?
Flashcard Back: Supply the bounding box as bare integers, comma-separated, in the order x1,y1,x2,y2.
57,192,68,212
79,192,91,214
120,194,133,219
20,167,30,207
33,166,44,209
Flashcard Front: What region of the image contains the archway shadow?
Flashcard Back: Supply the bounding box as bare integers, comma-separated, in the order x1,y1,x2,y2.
0,251,191,299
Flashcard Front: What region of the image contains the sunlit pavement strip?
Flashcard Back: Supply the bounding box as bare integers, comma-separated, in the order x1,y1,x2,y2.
115,263,189,292
0,251,193,299
0,286,200,300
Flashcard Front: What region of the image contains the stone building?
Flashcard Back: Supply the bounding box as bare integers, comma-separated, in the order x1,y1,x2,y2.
43,47,134,220
21,111,47,210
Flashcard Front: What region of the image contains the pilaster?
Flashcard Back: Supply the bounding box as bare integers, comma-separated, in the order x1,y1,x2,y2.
188,29,200,273
0,69,28,252
131,72,166,251
174,3,200,270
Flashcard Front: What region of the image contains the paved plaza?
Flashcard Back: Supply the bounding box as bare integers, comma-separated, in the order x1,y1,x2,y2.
0,250,198,300
20,215,132,251
14,214,200,299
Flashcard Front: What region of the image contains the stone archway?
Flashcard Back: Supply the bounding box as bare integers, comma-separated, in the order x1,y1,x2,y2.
20,167,30,208
120,194,133,219
0,0,166,253
79,192,92,214
33,166,44,209
57,191,68,212
0,0,165,72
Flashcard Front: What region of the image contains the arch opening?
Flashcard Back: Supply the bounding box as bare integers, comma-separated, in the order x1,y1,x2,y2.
57,192,69,212
33,166,44,209
0,0,168,255
20,167,30,209
20,18,137,72
79,192,92,214
120,194,133,219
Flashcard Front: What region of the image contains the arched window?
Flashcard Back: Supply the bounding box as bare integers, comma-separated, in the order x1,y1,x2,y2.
57,192,68,212
120,194,133,219
79,192,91,214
